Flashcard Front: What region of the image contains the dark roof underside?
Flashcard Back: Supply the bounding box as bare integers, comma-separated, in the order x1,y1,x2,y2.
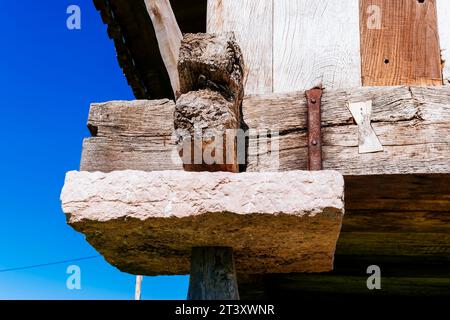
93,0,206,100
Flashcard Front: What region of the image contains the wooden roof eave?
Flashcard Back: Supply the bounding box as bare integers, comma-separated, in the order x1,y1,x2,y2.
93,0,207,100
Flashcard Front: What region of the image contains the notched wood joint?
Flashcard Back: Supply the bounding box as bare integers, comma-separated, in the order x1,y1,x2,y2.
347,100,384,154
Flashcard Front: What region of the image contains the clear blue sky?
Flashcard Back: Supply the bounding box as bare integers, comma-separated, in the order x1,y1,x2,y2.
0,1,188,299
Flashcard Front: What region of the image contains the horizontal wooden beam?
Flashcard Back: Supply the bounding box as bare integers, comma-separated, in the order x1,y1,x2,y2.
244,86,449,174
81,86,450,176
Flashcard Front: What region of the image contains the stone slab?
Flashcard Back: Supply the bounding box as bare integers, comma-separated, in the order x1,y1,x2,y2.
61,170,345,275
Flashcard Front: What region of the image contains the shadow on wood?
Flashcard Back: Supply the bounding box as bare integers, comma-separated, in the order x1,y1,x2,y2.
188,247,239,300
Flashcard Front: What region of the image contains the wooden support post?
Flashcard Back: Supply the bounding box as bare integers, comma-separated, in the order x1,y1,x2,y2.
188,247,240,300
144,0,182,96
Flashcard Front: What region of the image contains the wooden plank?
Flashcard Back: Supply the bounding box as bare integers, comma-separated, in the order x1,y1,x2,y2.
188,247,240,300
87,99,175,137
207,0,273,94
360,0,442,86
239,273,450,300
273,0,361,92
80,136,182,172
238,206,450,300
338,232,450,257
437,0,450,85
80,86,450,176
144,0,182,96
345,174,450,212
342,210,450,234
244,86,450,174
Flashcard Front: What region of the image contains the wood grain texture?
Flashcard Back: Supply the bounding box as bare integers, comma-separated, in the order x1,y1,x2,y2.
240,267,450,300
175,90,240,172
345,174,450,212
94,0,207,99
239,206,450,299
273,0,361,92
144,0,182,95
177,32,244,102
176,33,244,172
437,0,450,85
244,86,450,174
188,247,240,300
81,86,450,176
360,0,443,86
80,99,182,172
207,0,273,94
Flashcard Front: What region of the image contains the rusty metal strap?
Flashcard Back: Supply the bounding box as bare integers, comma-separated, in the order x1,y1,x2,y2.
305,88,323,171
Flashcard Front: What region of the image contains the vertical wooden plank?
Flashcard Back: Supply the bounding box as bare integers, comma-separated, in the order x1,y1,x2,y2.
437,0,450,85
144,0,182,96
207,0,273,94
360,0,442,86
188,247,240,300
273,0,361,92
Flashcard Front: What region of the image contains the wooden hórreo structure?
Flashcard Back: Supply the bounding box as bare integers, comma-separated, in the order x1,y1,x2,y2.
61,0,450,300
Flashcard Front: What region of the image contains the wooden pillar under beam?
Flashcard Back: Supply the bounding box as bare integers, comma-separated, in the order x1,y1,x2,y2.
188,247,240,300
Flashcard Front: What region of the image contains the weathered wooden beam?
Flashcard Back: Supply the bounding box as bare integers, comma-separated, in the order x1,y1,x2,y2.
360,0,442,86
239,269,450,300
244,86,450,174
80,86,450,176
144,0,182,96
238,204,450,300
80,99,182,172
188,247,239,300
345,174,450,212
